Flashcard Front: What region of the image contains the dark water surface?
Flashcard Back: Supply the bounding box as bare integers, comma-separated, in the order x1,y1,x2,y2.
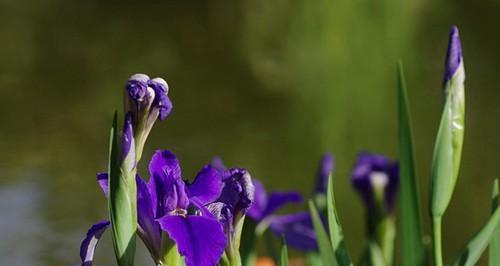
0,1,499,265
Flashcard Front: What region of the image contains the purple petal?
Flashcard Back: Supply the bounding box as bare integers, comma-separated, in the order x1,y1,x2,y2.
188,165,223,204
261,192,303,218
247,179,268,220
444,26,462,83
148,150,189,217
351,152,399,212
80,220,110,266
206,202,233,233
96,173,108,198
126,74,150,102
121,113,135,166
217,169,255,217
211,157,227,172
157,215,226,266
148,78,172,120
136,175,161,258
313,153,335,194
269,212,318,251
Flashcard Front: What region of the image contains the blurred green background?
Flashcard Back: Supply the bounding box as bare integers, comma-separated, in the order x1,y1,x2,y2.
0,0,499,265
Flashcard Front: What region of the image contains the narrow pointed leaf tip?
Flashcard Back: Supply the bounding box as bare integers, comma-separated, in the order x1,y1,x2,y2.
398,63,425,266
490,178,499,266
326,174,352,265
444,26,463,83
309,200,338,266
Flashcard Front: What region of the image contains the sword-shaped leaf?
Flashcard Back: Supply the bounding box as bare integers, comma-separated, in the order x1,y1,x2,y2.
309,200,338,266
451,191,500,265
489,178,499,266
326,173,352,266
280,236,289,266
398,62,425,266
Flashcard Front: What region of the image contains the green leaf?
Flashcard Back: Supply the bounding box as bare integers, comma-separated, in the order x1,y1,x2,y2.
306,252,323,266
326,173,352,266
280,236,289,266
490,178,499,266
368,241,386,266
240,219,257,266
398,62,425,266
108,113,137,266
451,202,500,265
309,200,338,266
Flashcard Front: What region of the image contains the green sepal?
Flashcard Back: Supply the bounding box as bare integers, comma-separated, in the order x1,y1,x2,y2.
430,66,465,218
108,112,137,266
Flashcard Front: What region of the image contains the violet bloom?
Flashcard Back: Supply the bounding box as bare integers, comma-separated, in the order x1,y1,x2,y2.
80,150,227,266
212,154,333,251
125,74,173,160
443,26,463,84
268,153,334,251
205,167,255,262
351,152,399,214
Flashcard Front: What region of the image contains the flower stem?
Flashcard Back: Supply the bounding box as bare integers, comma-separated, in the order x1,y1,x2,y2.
431,216,443,266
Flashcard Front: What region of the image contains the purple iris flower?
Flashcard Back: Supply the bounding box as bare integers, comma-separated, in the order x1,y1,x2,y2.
211,153,334,251
443,26,463,84
204,166,255,261
125,74,173,160
267,153,334,251
125,74,172,122
80,150,227,266
351,152,399,214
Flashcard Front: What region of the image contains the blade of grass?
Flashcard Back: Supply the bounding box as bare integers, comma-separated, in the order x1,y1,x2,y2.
280,236,289,266
451,201,500,265
309,200,337,266
326,173,352,266
489,178,499,266
398,62,425,266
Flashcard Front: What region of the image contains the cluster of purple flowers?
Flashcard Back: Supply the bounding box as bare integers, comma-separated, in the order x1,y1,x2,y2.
79,74,399,266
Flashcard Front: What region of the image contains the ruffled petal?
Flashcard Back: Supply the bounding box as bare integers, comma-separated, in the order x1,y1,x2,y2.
211,156,226,172
157,215,226,266
136,175,161,258
217,169,254,216
247,179,268,221
148,150,189,217
313,153,335,195
80,220,110,266
96,173,108,198
188,165,223,205
269,212,317,251
261,191,303,218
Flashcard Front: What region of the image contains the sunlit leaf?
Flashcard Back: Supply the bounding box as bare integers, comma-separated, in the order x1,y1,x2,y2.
280,236,289,266
326,173,352,266
309,200,337,266
451,198,500,265
108,112,137,266
398,62,425,266
368,241,386,266
489,178,499,266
